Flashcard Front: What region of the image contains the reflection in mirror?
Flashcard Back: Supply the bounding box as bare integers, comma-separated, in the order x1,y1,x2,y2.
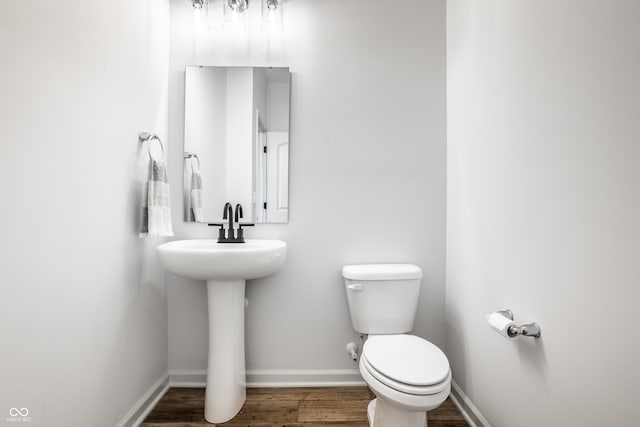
183,66,290,224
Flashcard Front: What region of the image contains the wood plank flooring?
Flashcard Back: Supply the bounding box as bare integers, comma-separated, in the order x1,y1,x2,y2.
142,387,469,427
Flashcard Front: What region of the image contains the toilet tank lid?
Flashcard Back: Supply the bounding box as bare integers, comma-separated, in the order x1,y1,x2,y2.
342,264,422,281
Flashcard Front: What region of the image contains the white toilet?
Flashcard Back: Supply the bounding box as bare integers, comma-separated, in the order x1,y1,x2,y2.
342,264,451,427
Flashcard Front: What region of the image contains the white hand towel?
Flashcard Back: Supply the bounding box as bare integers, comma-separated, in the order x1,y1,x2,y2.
140,159,174,238
189,171,203,222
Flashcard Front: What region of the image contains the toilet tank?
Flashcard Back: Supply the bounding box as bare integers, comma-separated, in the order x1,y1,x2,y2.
342,264,422,335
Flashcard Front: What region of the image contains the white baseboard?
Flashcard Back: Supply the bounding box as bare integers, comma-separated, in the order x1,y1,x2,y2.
168,369,207,387
116,375,170,427
449,380,491,427
247,369,365,387
169,368,365,388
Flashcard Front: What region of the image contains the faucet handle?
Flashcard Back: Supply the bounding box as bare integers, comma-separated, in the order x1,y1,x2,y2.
208,223,227,242
236,223,254,243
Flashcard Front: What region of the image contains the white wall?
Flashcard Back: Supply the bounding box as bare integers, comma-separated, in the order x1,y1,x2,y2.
168,0,446,378
225,68,255,216
446,1,640,426
253,68,269,122
0,1,170,426
184,66,227,220
267,82,290,132
252,68,268,219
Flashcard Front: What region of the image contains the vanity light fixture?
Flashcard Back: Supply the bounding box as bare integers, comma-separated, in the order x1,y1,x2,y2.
223,0,250,31
261,0,283,32
186,0,283,34
186,0,210,32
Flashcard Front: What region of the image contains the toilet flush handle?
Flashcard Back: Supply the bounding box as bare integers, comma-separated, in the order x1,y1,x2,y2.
347,283,364,291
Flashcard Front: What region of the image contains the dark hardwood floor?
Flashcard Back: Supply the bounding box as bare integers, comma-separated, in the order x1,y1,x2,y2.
142,387,469,426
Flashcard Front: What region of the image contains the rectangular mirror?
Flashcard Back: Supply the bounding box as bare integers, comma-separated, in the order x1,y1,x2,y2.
183,66,290,224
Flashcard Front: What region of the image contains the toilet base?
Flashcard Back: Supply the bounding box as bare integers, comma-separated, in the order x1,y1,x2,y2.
367,398,427,427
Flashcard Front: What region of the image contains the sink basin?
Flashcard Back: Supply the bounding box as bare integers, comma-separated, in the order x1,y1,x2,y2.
156,238,287,424
157,239,287,281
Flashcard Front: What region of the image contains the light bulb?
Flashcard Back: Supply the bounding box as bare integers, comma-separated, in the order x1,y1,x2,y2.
185,0,209,32
262,0,283,32
223,0,248,32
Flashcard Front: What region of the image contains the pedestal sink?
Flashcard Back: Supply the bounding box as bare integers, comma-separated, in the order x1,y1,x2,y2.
157,239,287,423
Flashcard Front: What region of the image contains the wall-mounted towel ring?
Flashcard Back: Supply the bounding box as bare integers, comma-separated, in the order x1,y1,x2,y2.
139,132,165,161
184,152,200,173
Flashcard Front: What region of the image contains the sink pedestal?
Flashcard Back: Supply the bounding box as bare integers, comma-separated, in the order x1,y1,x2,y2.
204,279,246,423
156,239,287,424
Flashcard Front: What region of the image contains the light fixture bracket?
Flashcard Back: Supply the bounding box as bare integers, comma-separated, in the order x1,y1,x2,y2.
226,0,249,13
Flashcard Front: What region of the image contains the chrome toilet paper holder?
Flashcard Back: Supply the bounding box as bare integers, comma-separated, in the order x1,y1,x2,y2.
497,310,542,338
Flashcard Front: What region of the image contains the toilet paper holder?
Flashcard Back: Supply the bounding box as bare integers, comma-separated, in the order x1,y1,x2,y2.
497,310,541,338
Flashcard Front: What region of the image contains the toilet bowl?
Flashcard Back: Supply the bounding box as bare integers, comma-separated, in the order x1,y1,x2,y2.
342,264,451,427
359,335,451,426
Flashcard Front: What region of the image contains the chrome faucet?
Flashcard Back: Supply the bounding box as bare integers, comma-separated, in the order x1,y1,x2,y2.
208,202,254,243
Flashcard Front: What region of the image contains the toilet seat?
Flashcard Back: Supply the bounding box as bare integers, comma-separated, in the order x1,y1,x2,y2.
362,355,451,396
362,334,450,396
